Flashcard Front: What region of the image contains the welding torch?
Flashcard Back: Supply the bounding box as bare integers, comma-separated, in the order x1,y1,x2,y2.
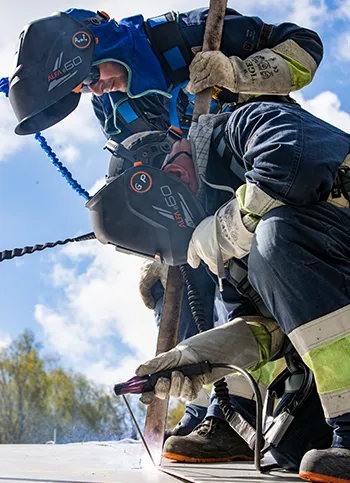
114,361,213,396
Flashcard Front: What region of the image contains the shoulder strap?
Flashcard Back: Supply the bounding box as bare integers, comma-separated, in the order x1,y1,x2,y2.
144,11,193,85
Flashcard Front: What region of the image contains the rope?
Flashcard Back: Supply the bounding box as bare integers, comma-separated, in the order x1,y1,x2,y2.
34,133,91,200
0,233,96,263
0,77,9,97
0,77,91,201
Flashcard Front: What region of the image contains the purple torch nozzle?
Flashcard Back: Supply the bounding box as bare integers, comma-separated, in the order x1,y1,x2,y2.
114,376,149,396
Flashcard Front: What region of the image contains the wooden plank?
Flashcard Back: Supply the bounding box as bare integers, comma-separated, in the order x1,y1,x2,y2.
144,0,229,466
192,0,228,121
144,266,184,465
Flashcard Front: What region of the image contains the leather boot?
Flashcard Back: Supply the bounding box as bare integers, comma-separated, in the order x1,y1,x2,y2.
163,416,254,463
299,447,350,483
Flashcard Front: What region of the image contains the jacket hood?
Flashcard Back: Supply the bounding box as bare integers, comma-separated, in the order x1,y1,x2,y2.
66,8,170,98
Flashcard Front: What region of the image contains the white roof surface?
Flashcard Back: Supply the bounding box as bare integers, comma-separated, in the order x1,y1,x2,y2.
0,441,302,483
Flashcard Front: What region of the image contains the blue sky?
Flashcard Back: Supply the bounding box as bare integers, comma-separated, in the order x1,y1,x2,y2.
0,0,349,387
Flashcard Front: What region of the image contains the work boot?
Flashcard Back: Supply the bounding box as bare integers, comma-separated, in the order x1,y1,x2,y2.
164,414,203,441
162,416,254,463
299,448,350,483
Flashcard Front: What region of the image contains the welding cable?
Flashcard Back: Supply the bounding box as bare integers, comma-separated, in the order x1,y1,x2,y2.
212,364,264,472
179,264,267,472
0,232,96,262
179,264,212,332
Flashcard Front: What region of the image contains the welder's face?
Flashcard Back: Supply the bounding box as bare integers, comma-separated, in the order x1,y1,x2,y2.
88,61,128,96
163,139,198,194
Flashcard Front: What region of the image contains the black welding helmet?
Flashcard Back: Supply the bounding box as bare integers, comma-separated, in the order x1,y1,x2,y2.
107,130,181,178
87,129,206,265
9,12,96,135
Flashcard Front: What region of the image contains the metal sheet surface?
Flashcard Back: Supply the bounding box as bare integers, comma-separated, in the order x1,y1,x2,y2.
0,442,302,483
161,458,302,483
0,442,174,483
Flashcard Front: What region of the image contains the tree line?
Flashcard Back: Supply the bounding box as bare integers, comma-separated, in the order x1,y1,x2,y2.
0,330,143,444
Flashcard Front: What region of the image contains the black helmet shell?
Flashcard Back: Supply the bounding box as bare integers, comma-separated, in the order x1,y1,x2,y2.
108,131,176,178
9,12,95,135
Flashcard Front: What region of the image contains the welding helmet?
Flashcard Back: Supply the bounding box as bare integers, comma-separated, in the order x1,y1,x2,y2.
9,12,97,135
87,128,206,265
107,128,184,178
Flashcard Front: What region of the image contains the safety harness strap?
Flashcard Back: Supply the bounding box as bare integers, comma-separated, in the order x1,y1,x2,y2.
227,259,273,319
144,12,193,85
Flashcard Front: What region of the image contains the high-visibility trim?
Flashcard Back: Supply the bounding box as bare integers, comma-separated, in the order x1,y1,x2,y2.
302,335,350,394
236,183,285,230
225,372,269,400
187,387,211,408
289,305,350,418
289,304,350,356
272,39,317,90
319,387,350,419
224,360,286,400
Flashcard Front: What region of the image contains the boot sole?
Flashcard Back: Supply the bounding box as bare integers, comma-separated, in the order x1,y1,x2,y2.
162,452,255,464
299,471,350,483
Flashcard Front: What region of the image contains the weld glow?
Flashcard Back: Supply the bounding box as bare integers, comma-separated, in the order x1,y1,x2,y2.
140,448,161,469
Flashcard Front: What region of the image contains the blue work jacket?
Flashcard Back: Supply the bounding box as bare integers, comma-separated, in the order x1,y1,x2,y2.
80,7,323,142
204,101,350,214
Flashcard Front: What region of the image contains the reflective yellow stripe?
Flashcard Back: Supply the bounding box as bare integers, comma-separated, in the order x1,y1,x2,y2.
320,387,350,419
206,360,286,400
290,305,350,418
248,321,272,369
302,334,350,394
289,305,350,356
274,53,311,90
272,39,317,91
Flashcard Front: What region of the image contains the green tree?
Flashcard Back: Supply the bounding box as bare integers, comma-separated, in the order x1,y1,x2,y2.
166,399,186,431
0,330,131,444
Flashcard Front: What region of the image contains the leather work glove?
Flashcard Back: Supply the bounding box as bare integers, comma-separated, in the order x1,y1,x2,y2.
187,49,293,96
136,317,261,405
139,259,169,310
187,182,285,275
187,198,254,275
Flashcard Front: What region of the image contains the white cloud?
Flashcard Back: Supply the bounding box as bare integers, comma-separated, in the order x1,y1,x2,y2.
35,241,158,385
292,90,350,132
44,94,102,147
286,0,328,28
0,95,29,161
334,31,350,61
0,332,12,350
59,145,81,164
223,0,329,28
89,178,106,196
336,0,350,19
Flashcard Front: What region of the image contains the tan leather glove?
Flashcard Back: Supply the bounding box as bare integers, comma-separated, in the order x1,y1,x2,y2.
187,49,292,95
187,184,285,275
136,317,261,404
139,259,168,309
187,198,254,275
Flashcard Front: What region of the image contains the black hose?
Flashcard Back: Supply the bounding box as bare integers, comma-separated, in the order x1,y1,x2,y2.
179,263,265,473
0,233,96,262
179,264,211,333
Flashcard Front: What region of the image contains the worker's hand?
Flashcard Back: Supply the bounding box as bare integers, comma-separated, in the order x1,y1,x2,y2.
139,259,169,310
187,199,254,275
136,317,260,404
188,46,296,96
187,51,235,94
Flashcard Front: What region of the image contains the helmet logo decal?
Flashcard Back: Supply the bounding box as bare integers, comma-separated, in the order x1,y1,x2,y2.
152,187,195,228
72,32,91,49
48,53,83,91
130,171,152,193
